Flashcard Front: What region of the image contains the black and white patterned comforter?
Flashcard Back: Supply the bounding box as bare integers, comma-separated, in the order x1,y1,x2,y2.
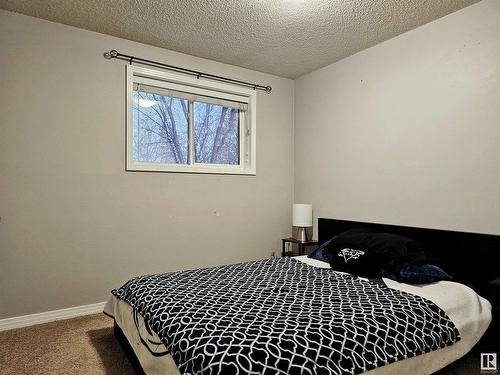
112,257,460,375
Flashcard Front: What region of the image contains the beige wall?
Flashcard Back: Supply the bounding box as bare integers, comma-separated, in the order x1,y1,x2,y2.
2,0,499,319
295,0,500,237
0,11,294,318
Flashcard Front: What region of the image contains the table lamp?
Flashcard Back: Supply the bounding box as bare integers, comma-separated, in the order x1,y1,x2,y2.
293,203,312,242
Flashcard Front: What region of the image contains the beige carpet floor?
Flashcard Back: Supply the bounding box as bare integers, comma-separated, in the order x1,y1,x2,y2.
0,314,134,375
0,313,481,374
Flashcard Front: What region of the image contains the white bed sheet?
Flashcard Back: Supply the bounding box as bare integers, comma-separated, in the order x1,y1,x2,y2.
104,256,491,375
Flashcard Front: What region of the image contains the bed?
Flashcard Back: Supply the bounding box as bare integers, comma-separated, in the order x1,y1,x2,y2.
104,218,498,374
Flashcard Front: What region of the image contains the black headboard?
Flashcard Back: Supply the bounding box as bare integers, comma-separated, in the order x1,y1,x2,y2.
318,218,500,297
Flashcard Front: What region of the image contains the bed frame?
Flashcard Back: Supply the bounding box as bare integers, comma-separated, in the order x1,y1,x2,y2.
318,218,500,298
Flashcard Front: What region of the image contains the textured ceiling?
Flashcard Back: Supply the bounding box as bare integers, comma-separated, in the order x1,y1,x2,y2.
0,0,480,78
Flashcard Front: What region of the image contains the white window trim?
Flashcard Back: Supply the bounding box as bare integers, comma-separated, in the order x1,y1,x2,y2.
126,65,256,175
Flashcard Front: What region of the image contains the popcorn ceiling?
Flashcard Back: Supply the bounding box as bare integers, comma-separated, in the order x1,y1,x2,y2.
0,0,479,78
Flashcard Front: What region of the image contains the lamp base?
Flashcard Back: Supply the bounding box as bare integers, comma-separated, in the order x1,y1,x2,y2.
295,227,309,243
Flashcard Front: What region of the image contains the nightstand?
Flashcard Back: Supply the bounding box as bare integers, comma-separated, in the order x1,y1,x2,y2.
281,237,318,257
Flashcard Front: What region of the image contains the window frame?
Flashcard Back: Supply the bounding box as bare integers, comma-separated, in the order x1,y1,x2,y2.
126,65,257,175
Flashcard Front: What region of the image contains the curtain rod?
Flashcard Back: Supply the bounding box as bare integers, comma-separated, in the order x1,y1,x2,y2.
103,50,272,93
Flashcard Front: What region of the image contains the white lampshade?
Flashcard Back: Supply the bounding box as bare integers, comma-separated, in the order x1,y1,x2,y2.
292,204,312,227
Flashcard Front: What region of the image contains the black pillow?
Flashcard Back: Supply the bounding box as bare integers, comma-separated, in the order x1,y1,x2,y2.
331,247,382,278
385,264,452,284
308,237,336,263
327,229,432,277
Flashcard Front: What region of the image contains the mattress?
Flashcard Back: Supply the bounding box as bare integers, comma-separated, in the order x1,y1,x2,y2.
104,256,491,375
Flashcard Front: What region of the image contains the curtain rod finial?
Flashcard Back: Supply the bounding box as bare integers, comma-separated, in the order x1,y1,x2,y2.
266,86,272,94
103,50,118,59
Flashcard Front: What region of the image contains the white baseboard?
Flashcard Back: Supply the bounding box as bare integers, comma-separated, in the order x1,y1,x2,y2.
0,301,107,332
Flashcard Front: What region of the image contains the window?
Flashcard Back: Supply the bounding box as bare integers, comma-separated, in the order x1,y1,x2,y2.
126,65,256,174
